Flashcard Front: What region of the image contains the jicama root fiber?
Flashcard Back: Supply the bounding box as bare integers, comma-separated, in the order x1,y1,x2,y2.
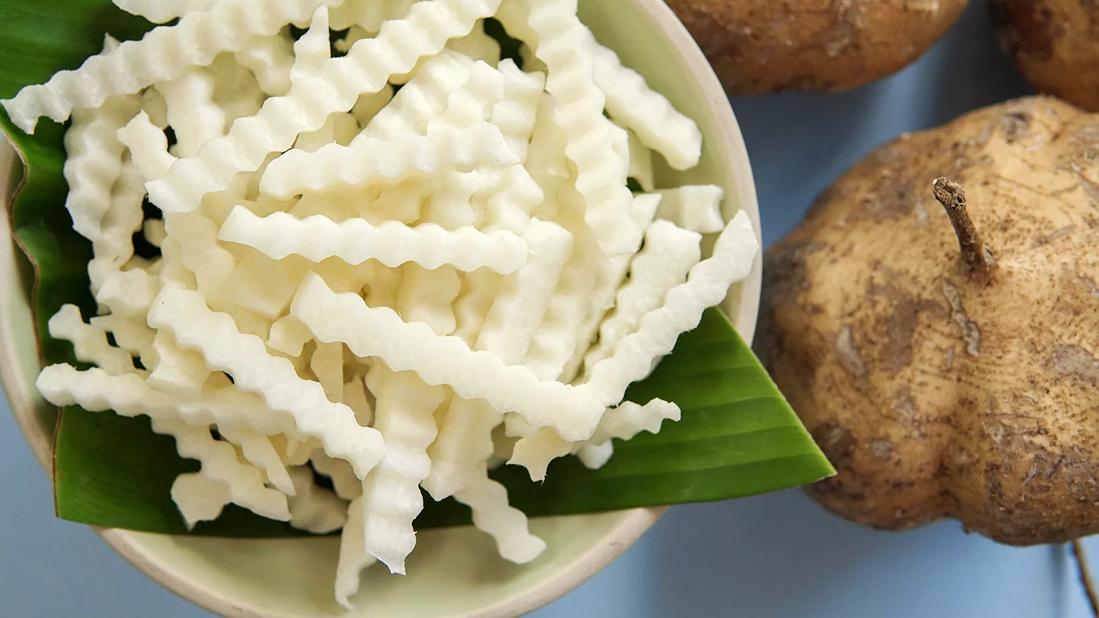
6,0,759,607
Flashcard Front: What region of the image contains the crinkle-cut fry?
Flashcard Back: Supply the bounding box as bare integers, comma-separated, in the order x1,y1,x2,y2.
356,51,470,143
454,468,546,563
143,219,166,247
157,67,226,157
171,472,231,527
498,0,640,257
360,368,446,573
335,498,376,609
526,93,568,221
218,424,296,495
397,265,462,334
310,341,344,402
343,375,374,427
261,122,518,198
90,314,155,366
145,0,502,213
626,128,655,191
330,0,417,31
139,87,168,128
509,426,572,482
277,436,321,466
291,273,603,440
48,305,136,375
575,440,613,470
296,112,359,151
2,0,336,134
452,269,501,344
656,185,726,234
112,0,218,24
209,54,266,125
291,5,331,82
425,220,572,498
350,84,395,130
479,162,543,235
580,27,702,171
311,451,363,501
148,282,385,478
422,171,490,229
235,33,295,96
580,211,759,404
447,20,502,64
148,330,212,396
589,398,681,445
117,110,175,181
428,60,504,132
334,25,371,55
492,59,543,162
36,364,291,522
218,206,527,273
560,183,662,382
286,467,347,534
222,252,307,319
88,155,145,293
61,67,139,241
164,212,237,298
268,315,313,357
584,219,701,371
522,187,601,382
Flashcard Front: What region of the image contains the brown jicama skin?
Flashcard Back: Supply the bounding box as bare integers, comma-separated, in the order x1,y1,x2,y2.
758,96,1099,546
665,0,967,95
992,0,1099,113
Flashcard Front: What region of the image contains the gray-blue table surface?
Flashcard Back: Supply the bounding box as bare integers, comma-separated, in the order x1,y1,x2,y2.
2,4,1096,616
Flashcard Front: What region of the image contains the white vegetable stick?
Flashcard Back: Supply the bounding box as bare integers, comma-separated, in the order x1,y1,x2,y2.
88,155,146,293
148,282,385,478
260,122,518,198
221,252,306,319
218,424,296,495
112,0,218,24
525,93,569,221
491,60,543,162
143,220,166,247
360,368,446,573
625,128,654,191
342,376,374,427
3,0,336,133
60,41,139,243
286,467,347,534
350,84,395,130
498,0,640,257
447,20,502,64
267,315,312,356
145,0,502,213
311,451,363,501
139,88,169,128
37,365,290,522
48,305,136,376
171,472,231,527
574,440,613,470
428,60,504,131
117,110,175,180
453,469,546,563
560,185,663,383
451,269,501,344
581,27,702,171
157,67,226,157
656,185,726,234
425,220,572,499
583,219,702,371
218,207,528,273
234,34,295,96
309,342,344,402
291,273,604,440
580,211,759,404
290,5,331,82
90,314,156,367
295,112,358,151
589,398,681,445
356,51,471,143
148,331,211,396
335,498,376,609
508,426,571,482
329,0,417,31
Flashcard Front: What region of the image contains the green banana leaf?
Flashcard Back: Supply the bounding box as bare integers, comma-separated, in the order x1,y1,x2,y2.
0,0,833,537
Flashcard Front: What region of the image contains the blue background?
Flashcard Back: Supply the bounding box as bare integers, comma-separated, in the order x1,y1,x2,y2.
2,3,1097,616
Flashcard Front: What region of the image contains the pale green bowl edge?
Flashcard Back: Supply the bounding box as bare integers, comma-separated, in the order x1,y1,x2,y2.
0,0,762,616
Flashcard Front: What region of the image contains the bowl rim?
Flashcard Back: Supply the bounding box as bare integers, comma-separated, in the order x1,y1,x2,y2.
0,0,761,615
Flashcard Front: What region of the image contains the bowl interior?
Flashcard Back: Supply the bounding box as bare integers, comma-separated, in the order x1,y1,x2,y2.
0,1,760,616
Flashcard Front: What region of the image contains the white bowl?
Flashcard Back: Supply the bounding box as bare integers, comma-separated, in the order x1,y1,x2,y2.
0,1,761,615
